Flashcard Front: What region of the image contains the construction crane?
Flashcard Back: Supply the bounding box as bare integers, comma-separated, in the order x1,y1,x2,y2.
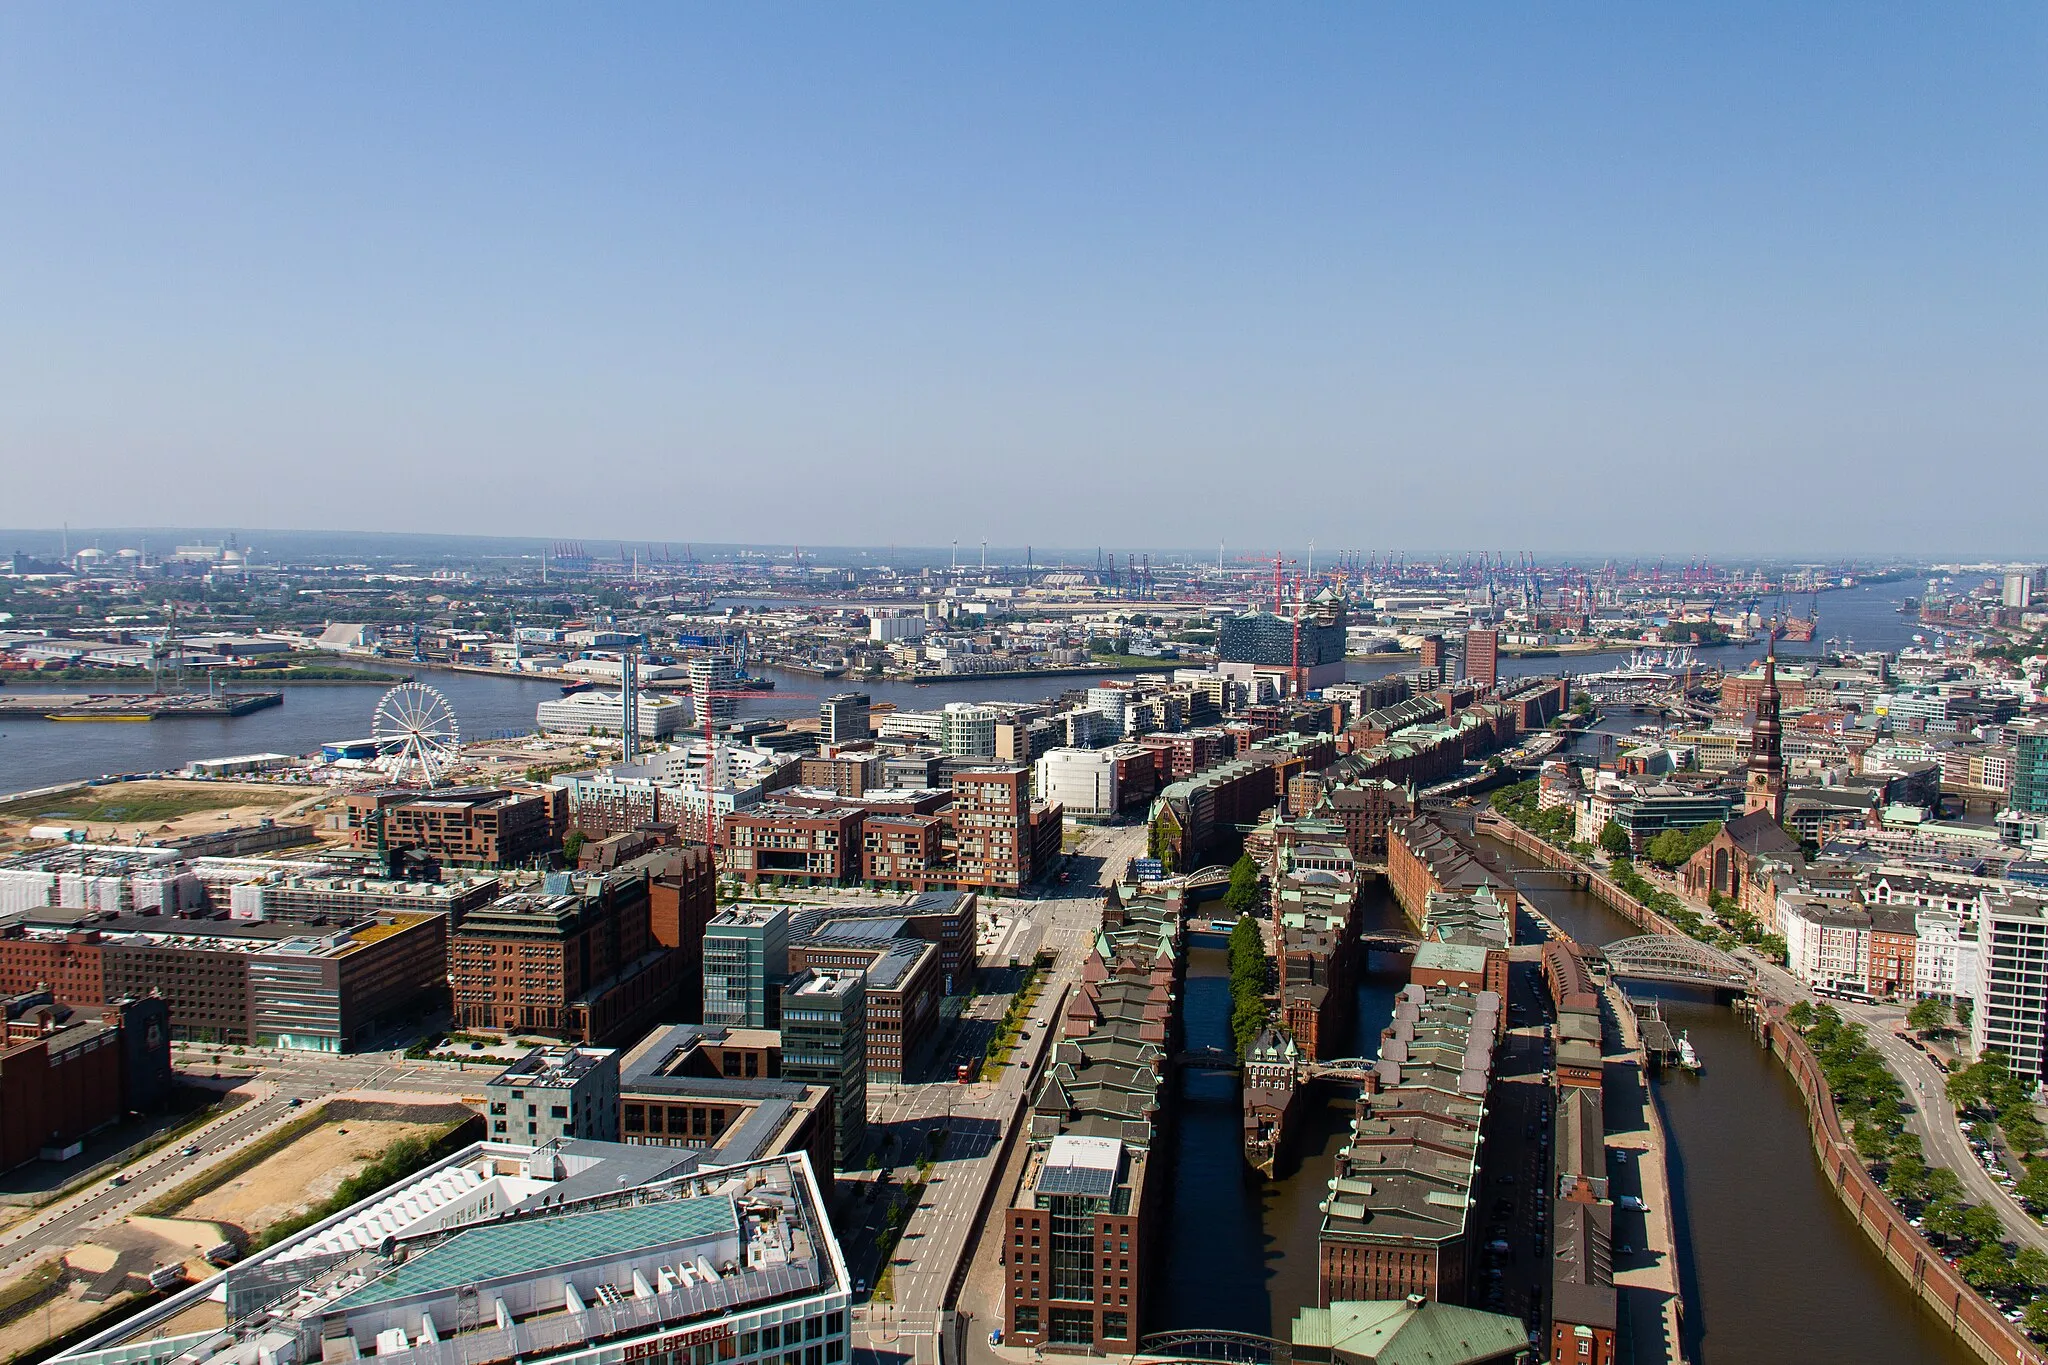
693,688,815,849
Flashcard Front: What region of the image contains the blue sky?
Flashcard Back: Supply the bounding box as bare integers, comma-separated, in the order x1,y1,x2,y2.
1,6,2042,554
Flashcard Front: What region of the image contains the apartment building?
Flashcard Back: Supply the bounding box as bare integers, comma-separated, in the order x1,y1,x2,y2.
343,786,566,868
1974,895,2048,1084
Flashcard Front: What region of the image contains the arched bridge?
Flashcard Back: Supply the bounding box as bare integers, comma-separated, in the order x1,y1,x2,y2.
1137,1330,1289,1365
1181,866,1232,890
1173,1046,1241,1072
1593,935,1750,991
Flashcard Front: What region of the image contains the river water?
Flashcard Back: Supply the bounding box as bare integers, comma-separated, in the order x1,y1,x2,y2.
0,580,1925,797
1494,839,1972,1365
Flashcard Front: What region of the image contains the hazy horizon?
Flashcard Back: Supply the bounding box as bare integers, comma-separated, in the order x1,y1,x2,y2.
0,525,2028,568
3,7,2043,551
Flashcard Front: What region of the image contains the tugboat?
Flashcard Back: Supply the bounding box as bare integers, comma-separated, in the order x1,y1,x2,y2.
1241,1027,1305,1177
1676,1031,1701,1073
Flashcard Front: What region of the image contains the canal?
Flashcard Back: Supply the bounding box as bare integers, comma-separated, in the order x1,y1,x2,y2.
1494,837,1974,1365
1150,838,1974,1362
1154,882,1411,1338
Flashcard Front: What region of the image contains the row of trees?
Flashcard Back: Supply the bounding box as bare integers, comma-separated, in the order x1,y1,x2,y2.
1606,855,1786,963
1227,913,1272,1058
1489,781,1578,848
1949,1049,2048,1170
1791,1002,2048,1323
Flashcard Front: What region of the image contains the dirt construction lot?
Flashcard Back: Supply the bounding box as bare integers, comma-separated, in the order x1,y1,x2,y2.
174,1119,444,1235
0,780,304,845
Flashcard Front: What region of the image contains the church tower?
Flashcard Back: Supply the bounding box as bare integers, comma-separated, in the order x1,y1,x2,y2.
1744,627,1787,823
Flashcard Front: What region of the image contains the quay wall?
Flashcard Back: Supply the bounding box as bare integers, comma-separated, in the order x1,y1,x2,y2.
1763,1006,2039,1365
1473,812,1687,938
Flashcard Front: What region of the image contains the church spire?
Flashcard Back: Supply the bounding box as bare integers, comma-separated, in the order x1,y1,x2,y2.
1745,619,1786,823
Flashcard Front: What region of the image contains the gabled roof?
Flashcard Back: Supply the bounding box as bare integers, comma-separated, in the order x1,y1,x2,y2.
1720,810,1801,856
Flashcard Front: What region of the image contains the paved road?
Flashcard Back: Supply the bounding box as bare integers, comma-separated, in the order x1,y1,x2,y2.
850,822,1145,1365
0,1046,480,1272
1739,952,2048,1256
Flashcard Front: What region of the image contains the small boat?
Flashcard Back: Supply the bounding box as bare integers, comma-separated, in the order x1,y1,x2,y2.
559,679,598,696
1677,1031,1701,1072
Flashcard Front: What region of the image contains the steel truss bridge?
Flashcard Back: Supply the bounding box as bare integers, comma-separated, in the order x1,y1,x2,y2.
1592,934,1750,991
1137,1331,1290,1364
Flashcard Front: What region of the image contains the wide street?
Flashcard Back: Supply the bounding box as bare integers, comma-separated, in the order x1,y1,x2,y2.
848,821,1145,1365
1742,951,2048,1256
0,1042,480,1274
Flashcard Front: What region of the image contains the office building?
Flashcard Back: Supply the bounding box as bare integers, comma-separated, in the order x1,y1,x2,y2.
0,996,171,1172
2,913,446,1052
51,1146,850,1365
617,1024,837,1183
1463,628,1499,690
820,693,872,744
787,923,939,1082
214,870,502,926
1035,747,1120,821
534,690,687,739
451,862,679,1045
2014,721,2048,818
779,970,867,1164
484,1045,620,1144
1416,634,1446,681
723,805,864,886
704,908,792,1029
649,846,719,1019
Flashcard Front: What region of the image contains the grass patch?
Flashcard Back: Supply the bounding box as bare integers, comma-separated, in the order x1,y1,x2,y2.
0,1260,64,1324
0,786,295,824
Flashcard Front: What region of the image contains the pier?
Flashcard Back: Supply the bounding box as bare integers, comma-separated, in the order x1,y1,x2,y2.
0,690,283,721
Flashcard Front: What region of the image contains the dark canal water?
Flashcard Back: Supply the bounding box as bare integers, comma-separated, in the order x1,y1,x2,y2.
1154,884,1411,1337
1493,837,1972,1365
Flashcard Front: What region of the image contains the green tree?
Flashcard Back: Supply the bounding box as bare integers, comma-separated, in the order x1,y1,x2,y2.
1962,1202,2008,1250
2015,1161,2048,1214
1965,1245,2020,1294
1906,997,1953,1037
2016,1246,2048,1290
1221,854,1262,919
1921,1196,1967,1241
562,829,585,864
1598,820,1630,858
1227,914,1273,1057
1884,1151,1928,1202
2025,1298,2048,1339
1923,1165,1965,1204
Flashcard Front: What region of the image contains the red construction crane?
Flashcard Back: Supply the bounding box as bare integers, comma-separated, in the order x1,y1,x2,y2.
694,687,815,847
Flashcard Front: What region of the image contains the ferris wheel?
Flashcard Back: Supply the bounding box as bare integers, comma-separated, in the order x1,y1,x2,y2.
371,682,461,787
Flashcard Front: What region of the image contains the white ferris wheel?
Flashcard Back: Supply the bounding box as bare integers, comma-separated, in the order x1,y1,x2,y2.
371,682,461,787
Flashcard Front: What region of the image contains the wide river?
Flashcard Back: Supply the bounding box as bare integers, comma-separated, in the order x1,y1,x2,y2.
0,581,1925,796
